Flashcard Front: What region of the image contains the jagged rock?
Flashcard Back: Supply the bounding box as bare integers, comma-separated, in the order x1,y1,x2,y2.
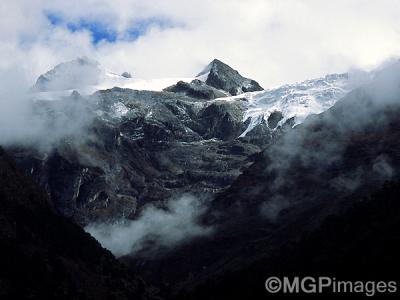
164,79,227,99
197,59,263,95
199,100,247,140
239,119,271,146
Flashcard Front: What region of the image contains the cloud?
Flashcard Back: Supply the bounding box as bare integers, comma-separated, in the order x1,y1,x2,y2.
85,194,213,257
0,62,96,149
1,0,400,88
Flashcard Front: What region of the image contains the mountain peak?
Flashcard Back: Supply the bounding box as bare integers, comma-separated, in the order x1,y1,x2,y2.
209,58,232,69
32,57,102,92
196,58,263,95
196,58,231,77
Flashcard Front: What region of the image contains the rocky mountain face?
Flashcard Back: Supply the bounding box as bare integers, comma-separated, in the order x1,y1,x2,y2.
9,94,253,224
0,147,158,300
7,59,359,227
9,60,268,225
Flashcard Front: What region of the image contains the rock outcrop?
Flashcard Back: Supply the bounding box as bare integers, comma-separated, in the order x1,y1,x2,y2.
197,59,264,95
164,79,228,100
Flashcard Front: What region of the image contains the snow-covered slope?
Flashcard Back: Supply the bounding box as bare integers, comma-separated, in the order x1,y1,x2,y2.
31,57,195,100
230,73,358,137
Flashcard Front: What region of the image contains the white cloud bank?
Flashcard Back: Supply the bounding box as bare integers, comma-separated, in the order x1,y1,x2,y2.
85,194,212,257
1,0,400,88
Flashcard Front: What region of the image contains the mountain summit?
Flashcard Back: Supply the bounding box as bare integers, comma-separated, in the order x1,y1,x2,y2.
32,57,102,92
196,58,264,95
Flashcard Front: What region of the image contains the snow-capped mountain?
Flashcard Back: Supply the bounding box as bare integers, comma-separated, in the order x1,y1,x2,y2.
31,57,364,139
20,57,368,227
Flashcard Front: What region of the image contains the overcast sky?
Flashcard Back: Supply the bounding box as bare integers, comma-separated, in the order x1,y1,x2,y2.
1,0,400,87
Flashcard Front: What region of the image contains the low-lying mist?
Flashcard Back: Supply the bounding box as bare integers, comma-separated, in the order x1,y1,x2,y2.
0,67,95,151
85,194,213,257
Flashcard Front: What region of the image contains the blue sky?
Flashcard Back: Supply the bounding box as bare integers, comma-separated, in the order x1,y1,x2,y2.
45,12,178,44
46,12,117,43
